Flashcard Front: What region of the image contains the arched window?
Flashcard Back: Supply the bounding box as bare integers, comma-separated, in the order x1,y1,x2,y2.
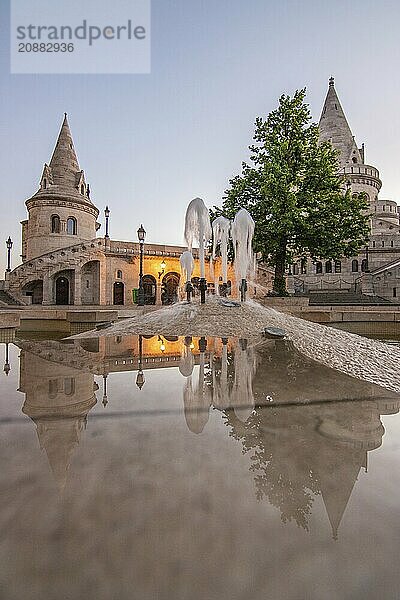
352,157,357,164
334,260,341,273
117,270,123,279
352,260,359,272
51,214,60,233
67,217,77,235
325,261,332,274
43,178,47,189
361,259,368,273
80,184,85,195
316,262,322,274
64,377,75,396
48,379,58,399
300,260,307,275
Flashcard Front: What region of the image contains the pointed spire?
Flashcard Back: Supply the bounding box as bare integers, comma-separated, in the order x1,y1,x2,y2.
49,113,81,189
316,448,362,540
319,78,363,168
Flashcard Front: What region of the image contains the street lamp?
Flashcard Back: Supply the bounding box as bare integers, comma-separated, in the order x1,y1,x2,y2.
102,373,108,407
158,335,166,353
137,224,146,306
104,206,110,239
6,237,13,273
365,244,370,273
158,260,166,280
3,343,10,376
136,334,145,390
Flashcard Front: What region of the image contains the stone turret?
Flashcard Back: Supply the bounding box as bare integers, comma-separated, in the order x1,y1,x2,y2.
22,114,100,261
319,77,382,208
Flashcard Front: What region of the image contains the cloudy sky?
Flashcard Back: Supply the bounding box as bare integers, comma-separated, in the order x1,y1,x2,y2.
1,0,400,272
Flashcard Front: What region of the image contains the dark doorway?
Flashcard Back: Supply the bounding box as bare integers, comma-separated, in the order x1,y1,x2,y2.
162,272,180,305
113,282,124,305
22,280,43,305
143,275,156,305
56,277,70,305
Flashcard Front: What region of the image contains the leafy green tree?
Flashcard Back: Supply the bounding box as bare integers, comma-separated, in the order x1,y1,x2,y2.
216,89,369,295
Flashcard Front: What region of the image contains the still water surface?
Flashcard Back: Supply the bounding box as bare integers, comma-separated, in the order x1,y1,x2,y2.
1,333,400,600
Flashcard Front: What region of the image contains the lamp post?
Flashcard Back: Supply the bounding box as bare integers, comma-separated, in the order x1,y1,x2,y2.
6,237,13,273
104,206,110,239
3,343,10,376
136,334,145,390
102,373,108,407
137,224,146,306
158,260,166,280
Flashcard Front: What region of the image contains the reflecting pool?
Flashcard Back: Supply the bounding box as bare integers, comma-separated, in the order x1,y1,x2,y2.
1,332,400,600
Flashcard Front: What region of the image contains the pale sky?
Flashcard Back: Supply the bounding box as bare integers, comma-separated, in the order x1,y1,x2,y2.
1,0,400,273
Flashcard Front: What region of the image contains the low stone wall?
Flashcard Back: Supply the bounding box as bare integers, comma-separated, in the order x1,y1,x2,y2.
0,312,20,329
260,297,309,313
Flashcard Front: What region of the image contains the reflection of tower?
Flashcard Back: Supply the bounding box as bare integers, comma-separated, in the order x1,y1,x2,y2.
224,382,399,537
19,347,97,492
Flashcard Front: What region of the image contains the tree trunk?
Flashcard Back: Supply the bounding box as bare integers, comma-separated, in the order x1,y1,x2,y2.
273,239,287,296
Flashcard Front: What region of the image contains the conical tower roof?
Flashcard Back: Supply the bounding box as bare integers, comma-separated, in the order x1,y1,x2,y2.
319,77,363,168
26,113,98,214
49,113,81,189
315,446,362,540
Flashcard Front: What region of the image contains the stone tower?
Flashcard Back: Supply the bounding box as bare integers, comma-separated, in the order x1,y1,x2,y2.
21,114,100,261
319,77,382,210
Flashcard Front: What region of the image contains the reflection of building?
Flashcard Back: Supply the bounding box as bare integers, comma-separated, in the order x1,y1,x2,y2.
219,340,400,538
177,336,400,537
14,334,400,535
224,398,399,539
5,115,235,307
18,346,97,491
15,334,212,488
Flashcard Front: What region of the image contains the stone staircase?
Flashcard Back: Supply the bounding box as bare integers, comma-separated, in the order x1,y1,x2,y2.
7,239,107,302
308,291,393,306
0,290,24,306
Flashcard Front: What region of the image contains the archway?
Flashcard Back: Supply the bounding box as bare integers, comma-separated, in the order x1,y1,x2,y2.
22,280,43,305
162,272,180,305
81,261,100,305
143,275,156,305
56,277,70,305
113,282,124,305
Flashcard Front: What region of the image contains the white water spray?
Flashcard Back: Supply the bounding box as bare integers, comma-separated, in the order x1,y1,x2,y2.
180,251,194,283
184,198,212,279
231,209,255,281
231,209,255,300
211,216,231,286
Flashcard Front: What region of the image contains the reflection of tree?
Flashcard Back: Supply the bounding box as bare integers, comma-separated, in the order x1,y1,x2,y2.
224,408,319,530
223,399,394,536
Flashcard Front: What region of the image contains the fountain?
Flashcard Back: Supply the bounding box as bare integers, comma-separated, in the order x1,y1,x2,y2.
184,198,212,304
180,251,195,302
211,216,231,296
231,209,255,302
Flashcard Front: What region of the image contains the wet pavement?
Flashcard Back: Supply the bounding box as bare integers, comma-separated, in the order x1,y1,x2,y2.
1,334,400,600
